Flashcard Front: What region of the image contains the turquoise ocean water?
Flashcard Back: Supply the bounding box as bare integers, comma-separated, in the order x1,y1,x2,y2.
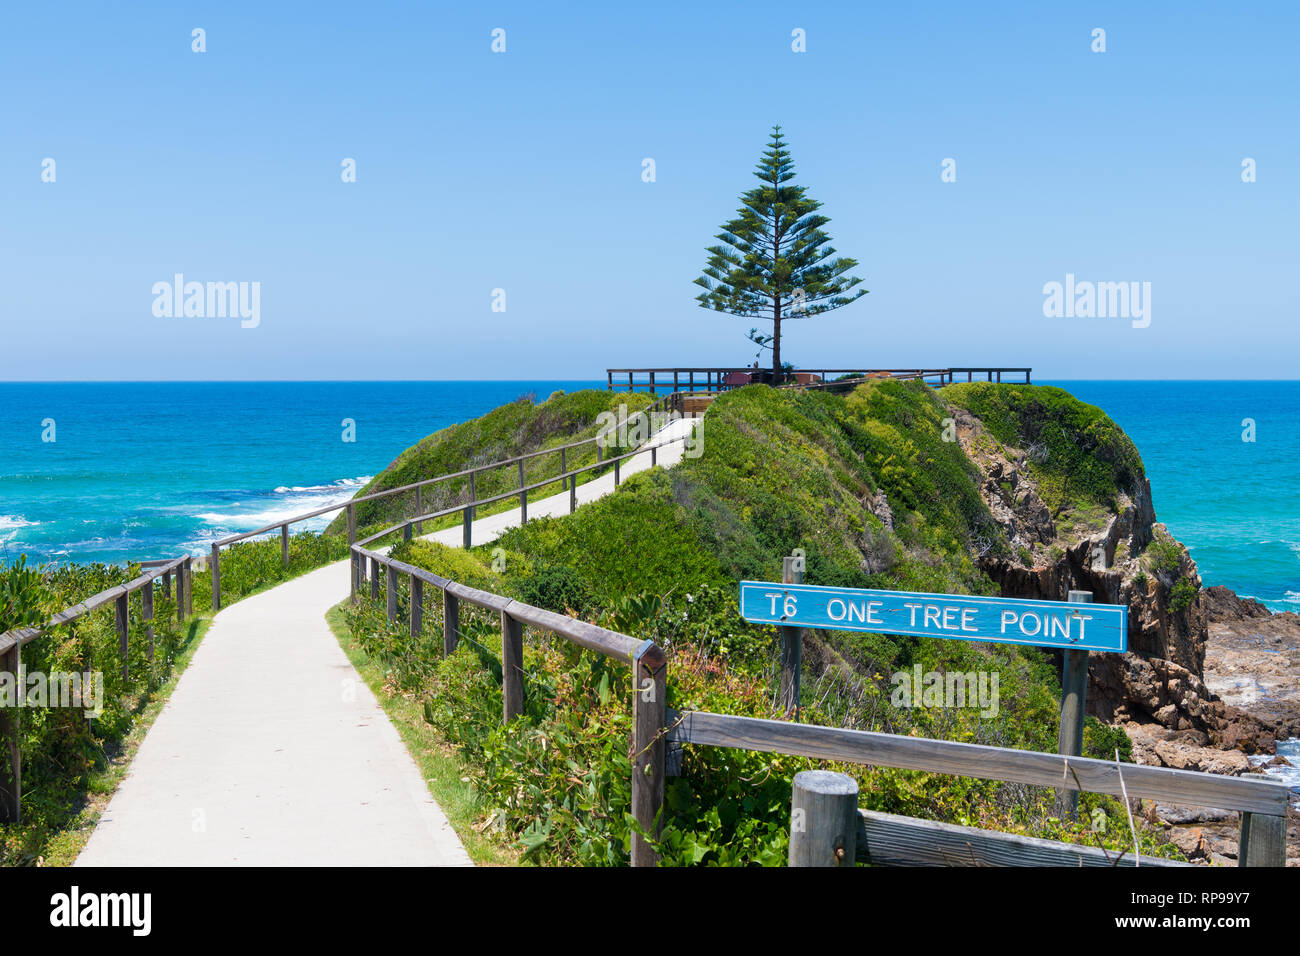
0,380,1297,612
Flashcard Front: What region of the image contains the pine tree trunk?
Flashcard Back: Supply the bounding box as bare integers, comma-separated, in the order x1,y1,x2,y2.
771,305,782,384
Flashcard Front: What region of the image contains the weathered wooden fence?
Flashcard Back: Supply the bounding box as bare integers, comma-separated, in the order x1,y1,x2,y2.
12,389,1286,868
334,395,1287,869
208,395,694,610
607,367,1033,394
351,544,668,866
0,554,194,823
667,711,1290,867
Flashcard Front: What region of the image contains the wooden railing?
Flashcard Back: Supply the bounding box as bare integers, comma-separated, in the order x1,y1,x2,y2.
347,547,1291,867
607,367,1033,394
209,396,692,610
0,554,195,823
351,544,667,867
667,711,1290,867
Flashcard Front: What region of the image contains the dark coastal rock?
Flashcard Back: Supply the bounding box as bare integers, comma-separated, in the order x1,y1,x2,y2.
1203,585,1300,740
1153,803,1234,825
946,399,1299,865
1201,585,1275,622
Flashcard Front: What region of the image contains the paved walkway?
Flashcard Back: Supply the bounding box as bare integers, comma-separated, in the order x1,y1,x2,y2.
76,418,697,866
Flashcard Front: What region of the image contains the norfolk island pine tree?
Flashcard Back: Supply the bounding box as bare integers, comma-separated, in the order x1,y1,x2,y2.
694,126,868,381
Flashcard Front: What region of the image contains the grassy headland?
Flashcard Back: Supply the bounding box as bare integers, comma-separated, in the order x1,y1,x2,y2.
339,380,1185,865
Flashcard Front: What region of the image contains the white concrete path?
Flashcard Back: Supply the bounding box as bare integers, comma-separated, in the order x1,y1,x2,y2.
75,417,697,866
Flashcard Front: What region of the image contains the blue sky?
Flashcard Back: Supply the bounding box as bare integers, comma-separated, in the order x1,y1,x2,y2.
1,1,1295,380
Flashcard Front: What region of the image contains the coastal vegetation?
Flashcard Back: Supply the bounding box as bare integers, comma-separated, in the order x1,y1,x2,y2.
0,559,207,865
324,389,654,541
338,380,1185,865
3,380,1206,866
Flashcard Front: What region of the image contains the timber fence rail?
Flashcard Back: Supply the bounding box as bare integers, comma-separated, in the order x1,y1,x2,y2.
665,710,1290,867
0,553,195,823
351,543,667,867
208,396,694,610
346,551,1290,867
607,367,1032,394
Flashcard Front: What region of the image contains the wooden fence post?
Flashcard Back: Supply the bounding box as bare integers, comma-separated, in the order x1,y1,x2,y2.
183,558,192,619
210,545,221,612
386,564,399,623
115,592,130,683
631,641,668,867
370,558,381,602
789,770,858,867
462,506,472,549
281,523,290,567
346,503,356,545
162,570,172,599
142,578,155,662
569,476,577,514
501,612,524,723
0,646,20,823
1056,590,1092,818
410,575,423,637
443,589,459,656
614,457,620,486
517,460,526,519
779,554,804,717
350,549,359,601
1239,811,1287,867
402,521,412,542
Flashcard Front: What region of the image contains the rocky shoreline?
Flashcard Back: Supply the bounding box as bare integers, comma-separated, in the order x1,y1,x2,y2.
1128,586,1299,865
947,399,1297,864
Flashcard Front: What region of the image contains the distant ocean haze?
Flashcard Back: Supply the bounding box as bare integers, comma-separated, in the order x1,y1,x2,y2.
0,380,1296,612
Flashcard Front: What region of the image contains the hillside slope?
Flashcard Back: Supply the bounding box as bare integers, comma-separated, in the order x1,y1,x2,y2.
326,389,653,536
345,379,1278,864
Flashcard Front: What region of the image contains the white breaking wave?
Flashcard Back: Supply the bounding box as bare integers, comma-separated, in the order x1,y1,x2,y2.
273,476,371,494
1250,738,1300,808
196,476,371,537
0,514,37,543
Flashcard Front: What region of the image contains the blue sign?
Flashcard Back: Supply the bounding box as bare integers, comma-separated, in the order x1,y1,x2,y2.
738,582,1127,653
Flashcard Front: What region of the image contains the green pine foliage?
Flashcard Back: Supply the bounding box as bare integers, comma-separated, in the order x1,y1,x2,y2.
695,126,867,378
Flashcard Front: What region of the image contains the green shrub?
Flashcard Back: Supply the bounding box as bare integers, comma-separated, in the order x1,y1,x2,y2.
1084,715,1133,762
941,383,1144,514
1,559,197,866
1169,578,1198,614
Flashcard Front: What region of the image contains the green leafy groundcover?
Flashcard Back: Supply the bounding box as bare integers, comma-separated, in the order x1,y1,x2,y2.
342,380,1181,866
0,559,199,865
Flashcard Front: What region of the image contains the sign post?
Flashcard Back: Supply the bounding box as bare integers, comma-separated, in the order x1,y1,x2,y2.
739,579,1127,821
1056,589,1093,819
778,553,804,718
